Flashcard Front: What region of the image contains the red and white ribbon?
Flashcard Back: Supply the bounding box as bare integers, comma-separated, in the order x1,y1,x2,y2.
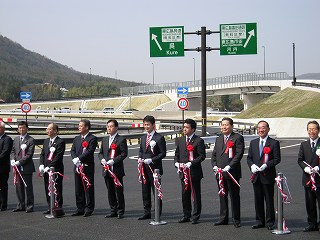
153,171,163,200
48,147,56,161
303,161,320,191
216,168,225,197
77,165,91,190
226,170,240,188
82,141,88,154
103,164,122,188
187,145,194,161
263,147,271,164
48,170,58,207
13,165,27,187
110,143,116,159
275,175,290,203
137,158,146,184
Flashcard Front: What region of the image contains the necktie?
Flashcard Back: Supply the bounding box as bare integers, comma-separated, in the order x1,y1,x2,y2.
109,136,113,148
81,136,85,142
49,139,53,148
259,140,264,156
224,136,228,144
186,137,189,145
146,134,151,148
312,141,315,152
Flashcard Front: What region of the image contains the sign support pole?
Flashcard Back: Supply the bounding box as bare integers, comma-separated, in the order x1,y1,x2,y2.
201,27,207,137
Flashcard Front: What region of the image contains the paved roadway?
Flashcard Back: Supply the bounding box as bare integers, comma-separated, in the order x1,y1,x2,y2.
1,137,319,239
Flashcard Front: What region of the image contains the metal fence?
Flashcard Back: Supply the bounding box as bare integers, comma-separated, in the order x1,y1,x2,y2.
120,72,290,96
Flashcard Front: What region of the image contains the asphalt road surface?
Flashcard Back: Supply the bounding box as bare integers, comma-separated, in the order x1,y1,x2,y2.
1,137,319,239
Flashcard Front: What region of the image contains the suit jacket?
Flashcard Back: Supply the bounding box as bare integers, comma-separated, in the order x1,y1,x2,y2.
98,134,128,178
0,134,13,173
247,137,281,184
298,139,320,187
39,136,66,173
71,132,98,173
10,134,36,174
138,131,166,175
174,134,206,181
211,132,244,180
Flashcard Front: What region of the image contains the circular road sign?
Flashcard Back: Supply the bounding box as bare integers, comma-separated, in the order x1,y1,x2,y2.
21,102,32,113
177,97,189,110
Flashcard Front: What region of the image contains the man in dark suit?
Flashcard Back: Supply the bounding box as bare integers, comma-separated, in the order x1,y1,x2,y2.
71,119,97,217
247,120,281,230
211,117,244,228
174,118,206,224
137,115,166,220
0,121,13,211
98,119,128,219
39,123,66,214
298,120,320,232
10,121,36,213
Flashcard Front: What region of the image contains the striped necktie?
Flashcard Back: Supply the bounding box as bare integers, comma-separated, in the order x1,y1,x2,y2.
146,134,151,148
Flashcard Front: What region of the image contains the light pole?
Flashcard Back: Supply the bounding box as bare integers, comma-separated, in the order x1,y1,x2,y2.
262,46,265,80
152,62,154,92
292,43,296,86
193,57,196,86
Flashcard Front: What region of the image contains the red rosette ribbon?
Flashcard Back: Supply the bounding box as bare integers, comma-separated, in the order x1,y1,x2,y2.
82,141,89,153
225,140,234,158
110,143,117,159
103,164,122,188
187,144,194,161
263,146,271,164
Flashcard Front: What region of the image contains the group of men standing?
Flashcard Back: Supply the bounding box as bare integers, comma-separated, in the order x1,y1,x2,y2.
0,117,320,233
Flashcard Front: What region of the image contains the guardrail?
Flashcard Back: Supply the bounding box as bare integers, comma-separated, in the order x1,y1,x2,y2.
294,81,320,89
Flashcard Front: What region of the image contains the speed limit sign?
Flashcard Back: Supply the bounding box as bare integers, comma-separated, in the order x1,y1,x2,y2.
21,102,32,113
177,98,189,110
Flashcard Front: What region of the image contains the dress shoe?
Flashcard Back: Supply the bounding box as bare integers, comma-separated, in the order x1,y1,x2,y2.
214,221,228,226
0,208,7,211
303,225,319,232
71,211,84,216
26,208,33,213
105,213,117,218
12,208,25,212
192,219,199,224
267,226,274,230
234,223,241,228
117,214,124,219
252,224,265,229
43,209,50,214
138,214,151,220
83,212,92,217
178,217,190,223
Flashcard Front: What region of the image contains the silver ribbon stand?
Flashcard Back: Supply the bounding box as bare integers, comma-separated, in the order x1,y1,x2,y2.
45,167,56,219
272,172,291,234
150,169,167,226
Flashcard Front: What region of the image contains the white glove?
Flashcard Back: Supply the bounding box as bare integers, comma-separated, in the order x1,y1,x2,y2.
101,159,107,165
313,166,319,172
72,157,81,167
223,165,231,172
250,164,260,174
213,166,218,173
107,159,115,166
39,165,45,172
185,162,192,168
137,158,143,163
144,158,152,165
11,160,16,166
15,161,20,166
44,167,50,173
304,167,312,175
175,162,179,168
259,164,267,171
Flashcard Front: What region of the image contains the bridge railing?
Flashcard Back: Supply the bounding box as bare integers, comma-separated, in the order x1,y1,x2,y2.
120,72,290,96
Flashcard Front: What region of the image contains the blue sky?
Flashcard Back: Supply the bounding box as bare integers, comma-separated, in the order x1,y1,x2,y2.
1,0,319,84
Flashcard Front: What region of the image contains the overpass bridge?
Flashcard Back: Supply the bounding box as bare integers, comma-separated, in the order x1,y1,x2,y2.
120,72,293,110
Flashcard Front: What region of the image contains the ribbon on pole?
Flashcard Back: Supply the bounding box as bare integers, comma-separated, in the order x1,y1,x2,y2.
153,171,163,200
275,175,290,204
137,158,146,184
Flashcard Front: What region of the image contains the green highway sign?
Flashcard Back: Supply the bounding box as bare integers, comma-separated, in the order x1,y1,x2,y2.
150,26,184,57
220,23,257,55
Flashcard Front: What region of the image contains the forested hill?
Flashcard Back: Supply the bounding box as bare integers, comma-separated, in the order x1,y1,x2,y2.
0,35,138,102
